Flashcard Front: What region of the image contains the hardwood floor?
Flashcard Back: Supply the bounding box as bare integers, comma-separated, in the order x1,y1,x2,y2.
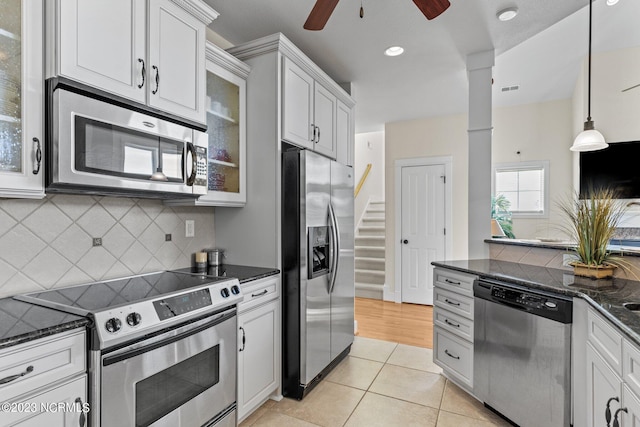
354,297,434,349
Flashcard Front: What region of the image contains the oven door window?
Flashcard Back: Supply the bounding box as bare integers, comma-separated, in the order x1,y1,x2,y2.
75,116,184,182
135,345,220,427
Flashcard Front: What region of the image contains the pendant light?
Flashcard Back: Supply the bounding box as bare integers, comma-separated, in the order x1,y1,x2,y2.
570,0,608,152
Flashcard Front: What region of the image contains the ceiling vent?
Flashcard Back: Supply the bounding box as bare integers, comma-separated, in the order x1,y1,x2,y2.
501,85,520,92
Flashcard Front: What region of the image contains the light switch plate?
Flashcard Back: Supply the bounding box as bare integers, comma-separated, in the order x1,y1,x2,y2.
185,220,195,237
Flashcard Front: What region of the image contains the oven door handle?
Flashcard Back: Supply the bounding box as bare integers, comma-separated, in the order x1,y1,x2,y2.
103,309,235,366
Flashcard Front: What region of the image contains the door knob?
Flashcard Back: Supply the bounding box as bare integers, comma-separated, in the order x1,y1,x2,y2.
402,239,409,244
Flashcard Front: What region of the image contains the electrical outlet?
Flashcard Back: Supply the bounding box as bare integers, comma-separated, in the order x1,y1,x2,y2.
165,234,172,241
185,220,195,237
92,237,102,247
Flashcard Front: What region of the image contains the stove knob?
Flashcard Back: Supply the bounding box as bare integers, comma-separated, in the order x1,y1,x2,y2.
220,288,230,298
231,285,240,295
126,312,142,327
105,318,122,333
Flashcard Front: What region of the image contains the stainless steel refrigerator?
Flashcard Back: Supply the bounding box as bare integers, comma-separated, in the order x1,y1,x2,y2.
282,147,355,400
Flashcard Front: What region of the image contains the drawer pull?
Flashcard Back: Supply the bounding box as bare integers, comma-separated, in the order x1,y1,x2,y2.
445,278,461,285
0,365,34,385
444,319,460,328
444,349,460,360
444,298,460,306
251,289,269,298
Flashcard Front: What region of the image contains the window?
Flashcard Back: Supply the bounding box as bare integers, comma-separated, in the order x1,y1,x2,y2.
493,161,549,217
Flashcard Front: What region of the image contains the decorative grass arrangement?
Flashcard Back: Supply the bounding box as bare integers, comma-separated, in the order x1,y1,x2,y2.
558,187,634,279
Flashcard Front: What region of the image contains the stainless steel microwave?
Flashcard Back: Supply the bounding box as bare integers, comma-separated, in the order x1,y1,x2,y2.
46,79,207,199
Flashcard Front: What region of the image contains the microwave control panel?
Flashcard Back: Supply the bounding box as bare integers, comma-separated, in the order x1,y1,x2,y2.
192,145,208,193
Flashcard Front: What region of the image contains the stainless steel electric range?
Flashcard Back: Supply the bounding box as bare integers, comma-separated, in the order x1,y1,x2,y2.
17,270,243,427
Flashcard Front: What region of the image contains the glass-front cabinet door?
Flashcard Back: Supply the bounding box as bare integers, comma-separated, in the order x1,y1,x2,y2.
0,0,44,198
166,42,248,207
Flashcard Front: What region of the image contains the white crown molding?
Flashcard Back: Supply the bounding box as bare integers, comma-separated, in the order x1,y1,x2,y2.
206,42,250,79
228,33,355,108
169,0,219,25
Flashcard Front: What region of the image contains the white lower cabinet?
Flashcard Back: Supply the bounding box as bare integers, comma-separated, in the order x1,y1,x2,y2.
432,267,477,392
6,375,87,427
576,302,640,427
237,276,281,422
0,329,87,427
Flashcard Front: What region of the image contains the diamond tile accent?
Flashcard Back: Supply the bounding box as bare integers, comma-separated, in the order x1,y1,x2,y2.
51,224,92,264
0,209,17,237
51,195,95,220
0,195,216,299
77,204,117,238
22,202,72,243
0,224,47,270
99,197,135,220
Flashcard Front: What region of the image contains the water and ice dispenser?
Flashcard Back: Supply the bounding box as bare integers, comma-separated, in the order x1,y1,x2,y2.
308,226,330,279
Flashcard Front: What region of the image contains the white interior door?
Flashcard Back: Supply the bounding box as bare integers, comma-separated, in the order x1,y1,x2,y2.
400,164,446,305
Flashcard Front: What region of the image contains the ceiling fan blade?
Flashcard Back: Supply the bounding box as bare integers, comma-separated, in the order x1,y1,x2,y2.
622,83,640,93
412,0,451,20
304,0,340,30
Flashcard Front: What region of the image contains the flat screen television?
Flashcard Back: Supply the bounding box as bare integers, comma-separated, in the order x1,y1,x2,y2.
580,141,640,199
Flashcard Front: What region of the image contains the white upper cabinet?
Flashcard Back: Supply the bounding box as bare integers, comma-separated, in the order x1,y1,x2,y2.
282,56,344,160
282,58,314,149
58,0,146,103
335,99,353,166
51,0,217,124
0,0,44,199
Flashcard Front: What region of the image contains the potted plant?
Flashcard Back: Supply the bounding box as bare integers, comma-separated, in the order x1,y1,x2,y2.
558,187,630,279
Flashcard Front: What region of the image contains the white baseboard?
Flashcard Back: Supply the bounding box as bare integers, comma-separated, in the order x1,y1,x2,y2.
383,283,401,303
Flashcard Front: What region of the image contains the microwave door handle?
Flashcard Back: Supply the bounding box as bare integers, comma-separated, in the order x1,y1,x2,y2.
186,142,197,186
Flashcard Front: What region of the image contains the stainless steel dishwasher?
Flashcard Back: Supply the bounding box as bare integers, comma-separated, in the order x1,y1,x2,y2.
474,278,573,427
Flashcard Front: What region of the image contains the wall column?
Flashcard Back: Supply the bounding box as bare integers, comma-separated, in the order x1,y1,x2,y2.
467,50,494,259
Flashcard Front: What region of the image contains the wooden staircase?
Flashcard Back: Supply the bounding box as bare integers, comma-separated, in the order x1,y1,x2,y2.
355,200,385,299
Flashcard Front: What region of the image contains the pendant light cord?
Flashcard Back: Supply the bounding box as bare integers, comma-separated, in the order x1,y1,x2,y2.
587,0,592,121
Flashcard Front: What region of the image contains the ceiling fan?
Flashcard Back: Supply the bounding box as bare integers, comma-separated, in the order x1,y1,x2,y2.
304,0,451,30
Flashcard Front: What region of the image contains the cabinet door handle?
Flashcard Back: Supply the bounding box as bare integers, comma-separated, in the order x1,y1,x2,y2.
444,298,460,307
316,126,321,143
239,326,246,352
445,278,461,285
444,349,460,360
251,289,269,298
152,65,159,94
444,319,460,328
613,407,628,427
75,398,86,427
311,124,316,143
0,365,34,385
138,58,146,89
32,138,41,175
606,396,620,427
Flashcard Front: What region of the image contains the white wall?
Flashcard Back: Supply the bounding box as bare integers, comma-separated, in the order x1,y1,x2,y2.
385,114,469,294
354,131,385,226
493,98,574,239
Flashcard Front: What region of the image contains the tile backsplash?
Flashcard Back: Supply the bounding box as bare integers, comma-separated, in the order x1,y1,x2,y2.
0,195,215,298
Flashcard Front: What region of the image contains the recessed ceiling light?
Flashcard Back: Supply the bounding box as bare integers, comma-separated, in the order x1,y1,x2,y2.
606,0,619,5
497,7,518,21
384,46,404,57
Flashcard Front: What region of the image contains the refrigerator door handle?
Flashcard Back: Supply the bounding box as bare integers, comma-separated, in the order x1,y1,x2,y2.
328,202,340,294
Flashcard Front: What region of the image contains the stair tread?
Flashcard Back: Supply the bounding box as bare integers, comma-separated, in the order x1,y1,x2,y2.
355,268,385,275
355,256,385,262
355,282,384,289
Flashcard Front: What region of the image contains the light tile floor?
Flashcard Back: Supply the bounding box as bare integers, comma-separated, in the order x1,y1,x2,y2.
240,336,512,427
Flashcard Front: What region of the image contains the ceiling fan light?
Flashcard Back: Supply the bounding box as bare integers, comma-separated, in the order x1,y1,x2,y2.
384,46,404,57
606,0,619,6
570,122,608,152
497,7,518,21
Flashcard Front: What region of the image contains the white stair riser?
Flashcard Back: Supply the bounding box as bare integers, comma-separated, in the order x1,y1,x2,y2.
358,227,385,237
355,236,385,247
355,270,385,284
355,283,383,299
364,211,385,219
355,247,385,258
355,258,385,271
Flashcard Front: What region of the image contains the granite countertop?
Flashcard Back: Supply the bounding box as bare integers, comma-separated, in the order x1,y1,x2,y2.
432,259,640,346
486,238,640,256
173,264,280,284
0,298,89,351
